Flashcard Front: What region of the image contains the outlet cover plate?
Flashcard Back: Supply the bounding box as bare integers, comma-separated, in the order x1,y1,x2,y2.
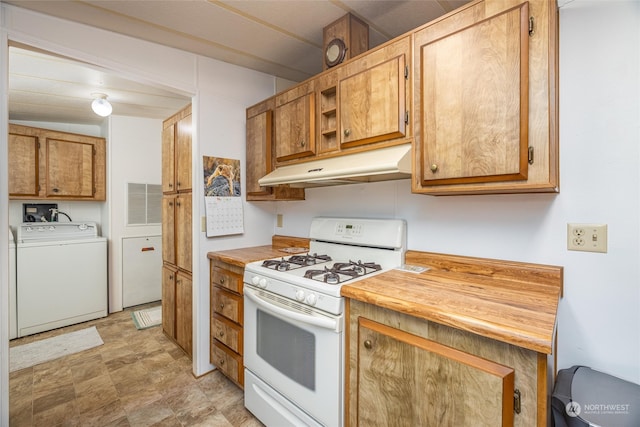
567,223,607,253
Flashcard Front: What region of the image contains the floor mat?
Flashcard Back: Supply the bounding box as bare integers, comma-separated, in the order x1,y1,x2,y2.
131,305,162,330
10,326,103,372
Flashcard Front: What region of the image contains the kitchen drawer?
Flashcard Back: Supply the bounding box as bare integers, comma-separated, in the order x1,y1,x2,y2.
211,340,243,387
212,286,243,324
212,313,243,354
211,266,243,294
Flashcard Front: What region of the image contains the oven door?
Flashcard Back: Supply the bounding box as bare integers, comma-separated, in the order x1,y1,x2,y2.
244,284,344,427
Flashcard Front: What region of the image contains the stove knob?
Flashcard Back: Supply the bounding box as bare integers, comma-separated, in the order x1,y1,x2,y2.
305,293,317,306
258,278,268,289
251,276,260,286
295,290,305,302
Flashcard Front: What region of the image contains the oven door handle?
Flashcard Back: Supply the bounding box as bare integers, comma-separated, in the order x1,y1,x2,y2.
245,287,340,332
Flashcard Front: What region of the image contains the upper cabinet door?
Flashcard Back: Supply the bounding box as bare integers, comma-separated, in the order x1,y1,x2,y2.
246,109,273,197
162,123,176,193
274,91,316,162
8,132,40,197
415,2,530,187
46,138,96,198
175,114,192,192
339,53,407,148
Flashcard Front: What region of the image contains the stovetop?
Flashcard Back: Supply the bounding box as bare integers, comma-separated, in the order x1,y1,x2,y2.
258,253,382,285
243,217,407,315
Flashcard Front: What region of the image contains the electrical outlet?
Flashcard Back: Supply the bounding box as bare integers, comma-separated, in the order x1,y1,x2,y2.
567,223,607,253
277,214,283,228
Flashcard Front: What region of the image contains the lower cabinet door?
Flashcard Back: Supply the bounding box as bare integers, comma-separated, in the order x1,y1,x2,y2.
357,317,515,426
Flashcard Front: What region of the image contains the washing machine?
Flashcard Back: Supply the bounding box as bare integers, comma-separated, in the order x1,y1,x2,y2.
16,222,107,337
9,227,16,340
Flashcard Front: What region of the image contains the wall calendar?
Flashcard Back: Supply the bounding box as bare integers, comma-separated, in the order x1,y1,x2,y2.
203,156,244,237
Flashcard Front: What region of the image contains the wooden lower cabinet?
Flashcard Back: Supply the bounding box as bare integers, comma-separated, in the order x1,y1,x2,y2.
347,300,550,427
209,257,245,388
162,264,192,357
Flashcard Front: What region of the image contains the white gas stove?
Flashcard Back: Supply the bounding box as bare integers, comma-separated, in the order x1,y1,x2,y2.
243,217,407,427
243,217,407,315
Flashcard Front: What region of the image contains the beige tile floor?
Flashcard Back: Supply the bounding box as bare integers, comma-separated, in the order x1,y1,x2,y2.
9,303,263,427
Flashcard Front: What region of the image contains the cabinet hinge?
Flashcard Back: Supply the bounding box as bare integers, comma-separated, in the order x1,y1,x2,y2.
405,110,409,125
404,65,409,80
529,17,535,36
528,146,534,165
514,389,521,414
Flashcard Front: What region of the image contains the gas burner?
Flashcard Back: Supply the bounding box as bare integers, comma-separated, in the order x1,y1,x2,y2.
288,253,332,266
262,258,294,271
303,263,374,285
333,260,382,276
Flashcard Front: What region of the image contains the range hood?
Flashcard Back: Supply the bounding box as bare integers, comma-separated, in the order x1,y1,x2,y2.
258,144,412,188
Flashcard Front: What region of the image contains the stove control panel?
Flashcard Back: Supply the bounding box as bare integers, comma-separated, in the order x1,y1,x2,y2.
243,270,343,316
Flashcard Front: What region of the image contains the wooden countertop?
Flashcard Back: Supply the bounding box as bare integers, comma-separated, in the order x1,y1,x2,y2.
341,250,563,354
206,235,310,267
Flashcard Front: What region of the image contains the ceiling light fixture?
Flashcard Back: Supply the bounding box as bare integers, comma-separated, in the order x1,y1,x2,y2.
91,93,112,117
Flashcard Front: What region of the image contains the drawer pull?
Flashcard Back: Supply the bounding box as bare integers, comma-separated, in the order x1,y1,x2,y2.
364,339,373,350
218,330,225,337
219,277,225,284
219,303,225,310
219,359,225,366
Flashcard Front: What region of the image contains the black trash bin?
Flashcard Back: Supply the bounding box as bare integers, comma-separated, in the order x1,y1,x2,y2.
552,365,640,427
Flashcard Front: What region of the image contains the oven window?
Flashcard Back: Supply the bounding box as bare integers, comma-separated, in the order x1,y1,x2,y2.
257,309,316,390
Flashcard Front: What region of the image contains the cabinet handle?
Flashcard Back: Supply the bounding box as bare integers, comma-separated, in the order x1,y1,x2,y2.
363,339,373,350
169,274,174,280
52,188,59,193
344,128,351,137
430,164,438,173
220,303,225,310
220,278,225,285
219,359,225,366
218,330,225,337
299,140,305,147
169,183,173,188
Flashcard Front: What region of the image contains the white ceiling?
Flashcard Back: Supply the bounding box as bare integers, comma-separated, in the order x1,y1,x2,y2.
5,0,471,125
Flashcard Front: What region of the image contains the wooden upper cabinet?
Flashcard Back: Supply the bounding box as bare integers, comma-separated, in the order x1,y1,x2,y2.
162,104,192,194
246,106,273,198
46,138,96,198
413,0,559,195
339,36,410,148
245,98,305,202
274,83,316,162
162,123,176,193
8,124,106,200
8,132,39,197
175,114,192,192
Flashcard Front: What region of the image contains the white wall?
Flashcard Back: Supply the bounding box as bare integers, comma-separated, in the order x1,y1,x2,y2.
270,1,640,385
108,115,163,312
